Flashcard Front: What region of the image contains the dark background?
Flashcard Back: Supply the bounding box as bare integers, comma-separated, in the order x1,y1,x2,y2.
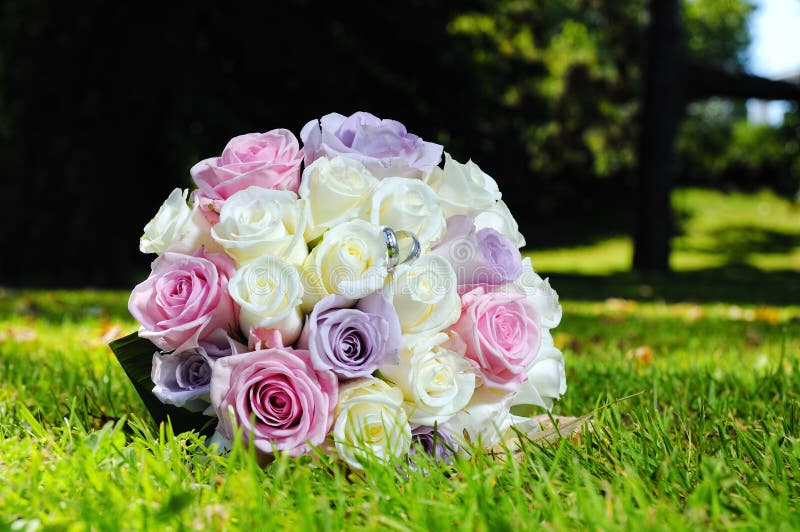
1,0,796,287
1,1,494,286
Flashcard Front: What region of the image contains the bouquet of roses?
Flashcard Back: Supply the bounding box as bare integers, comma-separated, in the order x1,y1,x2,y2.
110,111,566,469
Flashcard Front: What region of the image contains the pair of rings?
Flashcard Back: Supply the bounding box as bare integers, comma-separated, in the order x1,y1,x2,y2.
382,226,421,271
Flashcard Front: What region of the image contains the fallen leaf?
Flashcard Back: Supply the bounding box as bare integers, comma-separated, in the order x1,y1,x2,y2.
745,327,761,347
727,412,748,431
552,332,572,350
100,325,124,343
604,298,638,313
671,304,704,321
754,307,780,325
4,326,37,342
728,306,744,320
626,345,654,367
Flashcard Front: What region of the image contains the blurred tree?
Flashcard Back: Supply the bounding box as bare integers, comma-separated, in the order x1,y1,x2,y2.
445,0,757,178
632,0,684,272
447,1,644,181
676,0,755,187
446,0,797,272
676,0,800,196
683,0,754,71
679,104,800,194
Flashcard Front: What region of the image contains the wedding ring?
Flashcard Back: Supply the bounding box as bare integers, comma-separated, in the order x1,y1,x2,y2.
394,230,421,265
382,226,421,271
382,226,400,270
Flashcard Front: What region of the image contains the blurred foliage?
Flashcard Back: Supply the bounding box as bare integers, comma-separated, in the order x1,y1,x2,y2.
683,0,755,71
446,0,760,182
673,0,797,194
677,101,800,194
447,1,644,180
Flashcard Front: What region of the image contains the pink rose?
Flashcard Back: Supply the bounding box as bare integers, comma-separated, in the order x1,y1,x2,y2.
129,249,238,354
450,286,541,391
190,129,303,221
210,348,338,457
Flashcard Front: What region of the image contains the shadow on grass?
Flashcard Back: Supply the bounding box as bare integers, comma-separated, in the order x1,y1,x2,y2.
675,225,800,264
547,265,800,306
517,181,635,250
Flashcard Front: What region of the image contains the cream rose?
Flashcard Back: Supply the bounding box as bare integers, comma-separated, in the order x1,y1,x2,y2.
390,254,461,335
514,258,562,329
211,187,307,265
511,330,567,411
227,255,304,346
379,332,476,426
300,219,389,312
332,377,412,469
140,188,221,255
474,200,526,249
425,153,501,218
298,156,379,241
440,386,514,451
369,177,445,249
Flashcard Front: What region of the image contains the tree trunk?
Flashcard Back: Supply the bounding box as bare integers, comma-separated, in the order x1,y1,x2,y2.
632,0,684,273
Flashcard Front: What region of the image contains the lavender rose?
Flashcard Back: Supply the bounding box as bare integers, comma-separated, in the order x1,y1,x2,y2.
129,249,238,354
408,426,459,467
432,215,522,288
151,329,247,412
297,292,401,378
210,348,338,457
300,111,443,179
152,350,212,412
195,328,249,359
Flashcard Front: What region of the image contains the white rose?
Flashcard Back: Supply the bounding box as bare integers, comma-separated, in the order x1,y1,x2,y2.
507,414,542,439
511,330,566,411
474,200,526,248
140,188,221,255
369,177,445,249
227,255,304,345
333,377,412,469
379,332,476,426
211,187,307,265
425,153,501,219
440,386,514,451
390,254,461,335
514,258,562,329
300,219,389,312
298,156,379,241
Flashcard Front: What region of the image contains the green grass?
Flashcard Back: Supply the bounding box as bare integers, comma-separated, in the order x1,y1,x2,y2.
530,188,800,275
1,188,799,530
527,188,800,306
1,294,798,529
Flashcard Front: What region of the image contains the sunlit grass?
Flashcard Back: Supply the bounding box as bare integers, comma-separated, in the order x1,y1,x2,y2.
1,286,798,529
529,188,800,275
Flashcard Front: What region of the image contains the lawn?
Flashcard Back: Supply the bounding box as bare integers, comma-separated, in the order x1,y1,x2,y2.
1,188,798,530
531,188,800,275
